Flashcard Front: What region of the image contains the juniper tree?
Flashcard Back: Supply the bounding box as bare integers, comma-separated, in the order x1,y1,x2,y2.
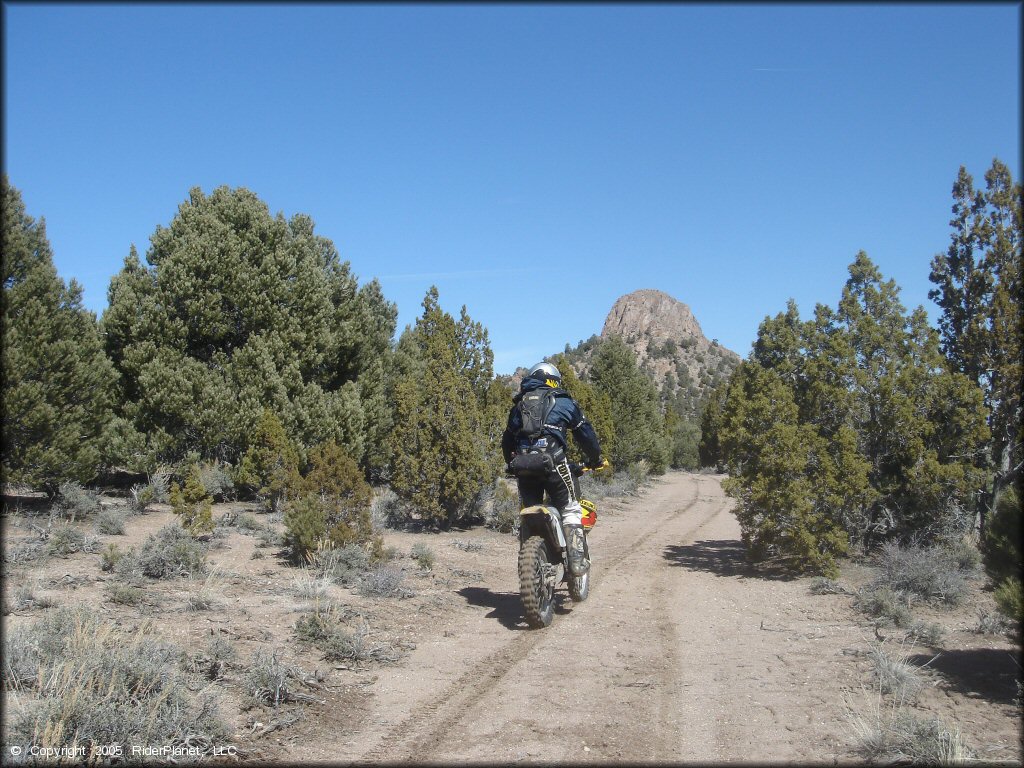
552,353,615,468
102,186,395,467
929,159,1022,530
2,177,117,489
588,335,669,473
387,288,492,526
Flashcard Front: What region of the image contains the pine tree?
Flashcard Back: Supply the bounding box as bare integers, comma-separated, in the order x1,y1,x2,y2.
102,186,395,467
2,177,117,489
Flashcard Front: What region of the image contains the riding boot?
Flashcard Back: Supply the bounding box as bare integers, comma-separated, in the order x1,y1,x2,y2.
565,524,590,576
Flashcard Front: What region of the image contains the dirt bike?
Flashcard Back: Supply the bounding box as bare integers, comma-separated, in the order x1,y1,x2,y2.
516,462,602,629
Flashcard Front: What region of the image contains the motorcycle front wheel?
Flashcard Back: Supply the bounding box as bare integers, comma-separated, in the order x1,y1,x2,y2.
568,530,591,602
518,536,555,628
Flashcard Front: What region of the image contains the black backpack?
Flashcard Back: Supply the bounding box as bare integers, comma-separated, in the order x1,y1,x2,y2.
517,388,556,441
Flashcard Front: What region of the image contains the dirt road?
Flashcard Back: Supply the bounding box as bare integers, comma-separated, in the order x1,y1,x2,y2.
299,472,869,764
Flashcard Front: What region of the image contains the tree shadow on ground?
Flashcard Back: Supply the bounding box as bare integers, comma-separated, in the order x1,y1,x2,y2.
457,586,571,632
662,539,798,582
908,647,1022,706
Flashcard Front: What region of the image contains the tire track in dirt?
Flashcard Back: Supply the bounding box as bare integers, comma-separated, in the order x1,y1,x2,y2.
355,473,735,764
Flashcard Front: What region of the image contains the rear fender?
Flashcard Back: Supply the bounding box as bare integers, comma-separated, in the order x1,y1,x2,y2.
519,505,566,550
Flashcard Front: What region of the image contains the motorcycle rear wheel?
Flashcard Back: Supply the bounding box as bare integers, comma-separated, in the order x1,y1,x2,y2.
518,536,555,628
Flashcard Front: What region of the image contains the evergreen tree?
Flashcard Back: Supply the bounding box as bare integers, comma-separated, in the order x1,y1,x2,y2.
102,186,395,467
235,409,301,513
284,440,377,561
588,335,669,473
2,177,117,489
930,161,1022,530
719,362,849,575
387,288,492,526
551,353,615,466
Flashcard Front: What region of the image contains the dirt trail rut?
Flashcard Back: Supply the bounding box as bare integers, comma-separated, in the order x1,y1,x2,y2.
302,472,869,764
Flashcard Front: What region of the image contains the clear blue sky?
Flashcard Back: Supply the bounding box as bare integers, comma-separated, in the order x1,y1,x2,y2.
4,3,1020,374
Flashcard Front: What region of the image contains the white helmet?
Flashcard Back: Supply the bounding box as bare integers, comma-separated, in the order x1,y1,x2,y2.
528,361,561,386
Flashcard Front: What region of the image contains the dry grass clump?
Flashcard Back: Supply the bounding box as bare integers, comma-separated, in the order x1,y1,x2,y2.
851,703,974,764
3,607,227,756
867,643,925,703
245,650,310,708
292,568,333,601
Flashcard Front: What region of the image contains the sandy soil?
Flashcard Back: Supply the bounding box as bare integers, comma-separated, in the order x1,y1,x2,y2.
3,471,1020,765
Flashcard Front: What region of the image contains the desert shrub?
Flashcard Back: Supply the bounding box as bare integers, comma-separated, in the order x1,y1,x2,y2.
105,582,144,605
485,479,519,533
940,537,982,573
976,609,1012,635
867,644,924,702
169,464,214,535
5,579,56,612
809,577,850,595
994,577,1022,623
94,507,127,535
626,459,651,484
47,523,86,556
54,482,101,521
857,587,913,628
410,542,435,571
312,544,370,586
906,621,945,646
3,608,227,754
284,442,376,562
451,539,483,553
198,460,234,501
236,512,265,531
581,470,638,500
3,539,47,566
983,486,1022,623
100,543,124,572
255,528,282,549
358,565,412,598
370,487,403,531
872,541,971,606
116,524,207,580
294,609,366,662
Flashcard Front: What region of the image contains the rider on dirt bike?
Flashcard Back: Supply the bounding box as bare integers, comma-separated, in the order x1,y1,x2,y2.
501,361,606,576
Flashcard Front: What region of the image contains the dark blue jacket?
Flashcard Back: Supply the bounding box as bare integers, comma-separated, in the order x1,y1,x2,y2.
501,375,602,466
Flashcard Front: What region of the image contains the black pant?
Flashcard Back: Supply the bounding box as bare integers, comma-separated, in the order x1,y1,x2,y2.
516,456,581,513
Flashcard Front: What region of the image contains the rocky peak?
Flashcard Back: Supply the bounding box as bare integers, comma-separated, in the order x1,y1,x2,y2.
601,289,706,347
